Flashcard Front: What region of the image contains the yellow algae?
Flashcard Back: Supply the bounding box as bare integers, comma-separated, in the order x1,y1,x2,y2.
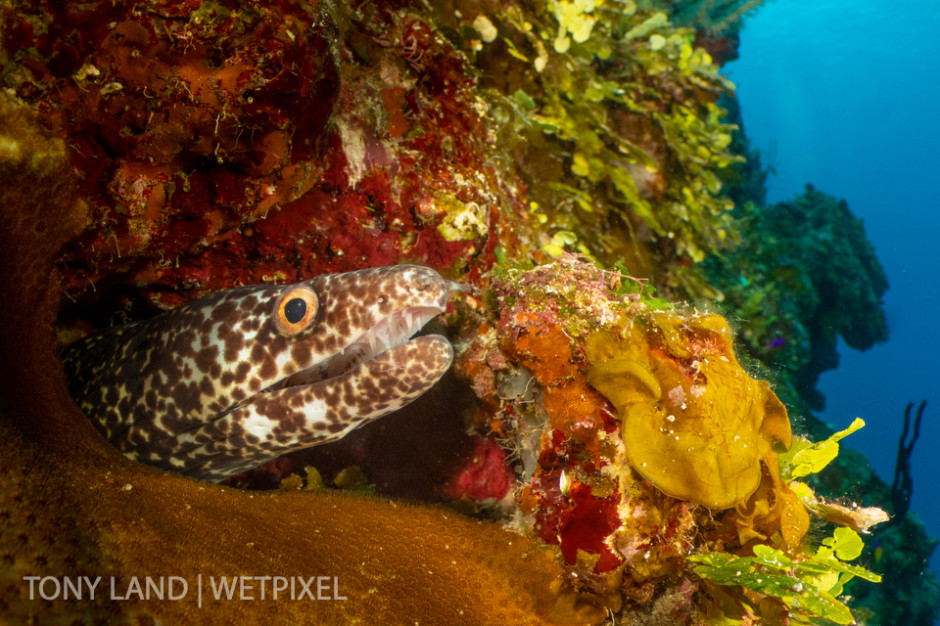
585,327,661,410
729,460,810,549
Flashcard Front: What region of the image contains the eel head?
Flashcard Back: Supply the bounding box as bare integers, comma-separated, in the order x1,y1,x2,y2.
64,265,467,480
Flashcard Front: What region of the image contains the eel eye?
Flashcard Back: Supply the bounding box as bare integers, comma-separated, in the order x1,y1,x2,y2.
275,286,319,335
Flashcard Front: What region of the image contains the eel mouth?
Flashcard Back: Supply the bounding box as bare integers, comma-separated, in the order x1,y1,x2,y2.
274,305,448,390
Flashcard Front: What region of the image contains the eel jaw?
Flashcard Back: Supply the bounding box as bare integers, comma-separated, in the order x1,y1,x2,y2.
273,305,447,391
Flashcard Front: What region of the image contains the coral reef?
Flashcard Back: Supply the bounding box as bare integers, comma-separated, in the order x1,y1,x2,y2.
700,178,937,625
697,142,938,626
4,0,528,317
1,0,937,623
3,0,755,324
703,186,889,412
0,92,574,625
451,256,882,623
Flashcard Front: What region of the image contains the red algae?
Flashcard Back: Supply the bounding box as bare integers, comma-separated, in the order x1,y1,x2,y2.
3,0,532,320
560,483,623,574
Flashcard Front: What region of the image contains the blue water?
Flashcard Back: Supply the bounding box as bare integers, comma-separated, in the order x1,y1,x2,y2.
725,0,940,578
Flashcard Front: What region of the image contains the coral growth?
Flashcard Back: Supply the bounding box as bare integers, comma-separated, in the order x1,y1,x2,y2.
2,0,757,325
3,0,527,316
704,186,889,411
1,0,936,623
0,92,572,625
463,0,747,292
452,257,881,623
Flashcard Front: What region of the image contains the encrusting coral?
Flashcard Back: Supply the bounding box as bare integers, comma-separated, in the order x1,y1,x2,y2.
4,0,527,316
0,91,574,626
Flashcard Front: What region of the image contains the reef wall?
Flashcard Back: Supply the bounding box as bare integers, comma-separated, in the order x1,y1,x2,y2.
1,0,937,623
0,93,575,625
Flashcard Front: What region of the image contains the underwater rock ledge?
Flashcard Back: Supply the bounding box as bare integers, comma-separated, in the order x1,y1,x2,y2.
0,93,568,625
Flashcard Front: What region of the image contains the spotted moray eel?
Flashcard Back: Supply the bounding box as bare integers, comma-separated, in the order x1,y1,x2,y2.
62,266,462,481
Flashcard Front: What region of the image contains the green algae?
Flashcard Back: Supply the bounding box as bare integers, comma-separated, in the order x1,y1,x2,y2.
450,1,747,291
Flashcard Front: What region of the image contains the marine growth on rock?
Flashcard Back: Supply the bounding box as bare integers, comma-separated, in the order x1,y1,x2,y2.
0,0,926,623
452,256,881,623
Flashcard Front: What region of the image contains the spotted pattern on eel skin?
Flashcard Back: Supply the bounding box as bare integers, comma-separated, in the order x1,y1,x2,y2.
61,265,461,481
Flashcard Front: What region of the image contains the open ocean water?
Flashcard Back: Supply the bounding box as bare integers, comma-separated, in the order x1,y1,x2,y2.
726,0,940,593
